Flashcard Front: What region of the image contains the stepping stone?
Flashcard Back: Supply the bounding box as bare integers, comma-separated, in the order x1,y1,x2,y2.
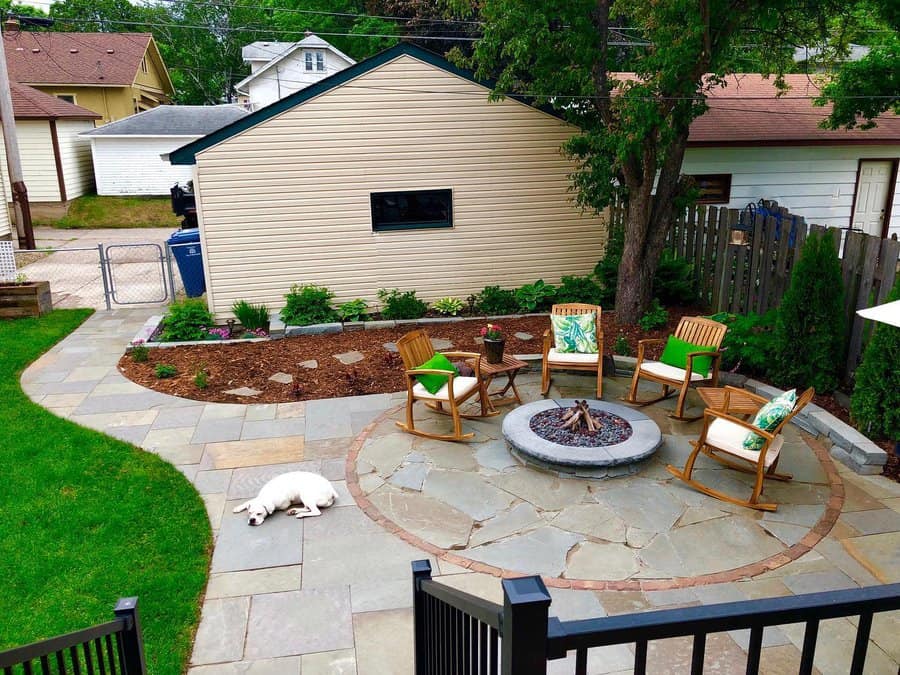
431,338,453,350
474,337,484,345
389,463,429,491
383,342,399,353
467,526,584,577
269,372,293,384
224,387,261,397
334,350,365,365
514,332,534,340
300,359,318,369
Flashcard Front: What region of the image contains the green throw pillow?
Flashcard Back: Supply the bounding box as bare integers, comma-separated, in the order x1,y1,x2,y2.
659,335,717,377
415,352,459,395
743,389,797,451
551,313,598,354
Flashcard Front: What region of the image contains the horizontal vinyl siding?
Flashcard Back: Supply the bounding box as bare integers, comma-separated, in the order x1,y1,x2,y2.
195,54,609,317
57,120,95,199
92,137,198,195
0,121,60,202
682,145,900,237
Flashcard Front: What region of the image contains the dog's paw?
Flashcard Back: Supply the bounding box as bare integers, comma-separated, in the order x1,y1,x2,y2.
286,507,307,516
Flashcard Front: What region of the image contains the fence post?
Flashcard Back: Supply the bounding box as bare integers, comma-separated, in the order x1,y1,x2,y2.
97,243,111,311
164,242,177,301
411,560,432,675
501,576,551,675
114,597,147,675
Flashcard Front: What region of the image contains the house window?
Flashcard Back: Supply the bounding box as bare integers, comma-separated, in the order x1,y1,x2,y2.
141,56,148,73
305,52,313,71
316,52,324,71
371,189,453,232
56,94,76,104
689,174,732,204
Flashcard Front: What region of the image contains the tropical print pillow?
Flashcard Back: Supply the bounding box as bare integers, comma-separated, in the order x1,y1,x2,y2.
743,389,797,451
551,313,598,354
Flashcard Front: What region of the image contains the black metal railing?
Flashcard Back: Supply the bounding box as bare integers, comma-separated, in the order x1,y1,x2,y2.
412,561,900,675
0,598,147,675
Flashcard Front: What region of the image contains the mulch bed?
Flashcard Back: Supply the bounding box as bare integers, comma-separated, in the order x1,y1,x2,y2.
118,309,694,405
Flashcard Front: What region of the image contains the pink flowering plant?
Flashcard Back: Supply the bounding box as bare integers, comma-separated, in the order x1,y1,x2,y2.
129,338,149,363
207,327,230,340
481,323,504,340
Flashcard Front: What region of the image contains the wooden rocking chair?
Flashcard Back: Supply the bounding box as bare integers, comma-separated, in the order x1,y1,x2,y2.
541,303,604,399
625,315,727,420
666,386,815,511
395,329,493,442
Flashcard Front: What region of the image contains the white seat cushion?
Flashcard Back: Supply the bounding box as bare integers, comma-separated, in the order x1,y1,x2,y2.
547,348,599,365
412,376,479,402
706,417,784,468
640,360,707,383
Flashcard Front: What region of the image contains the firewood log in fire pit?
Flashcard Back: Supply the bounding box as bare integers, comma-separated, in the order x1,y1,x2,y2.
559,400,604,433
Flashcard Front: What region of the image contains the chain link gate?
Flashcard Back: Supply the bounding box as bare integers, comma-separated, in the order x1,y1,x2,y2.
101,243,171,307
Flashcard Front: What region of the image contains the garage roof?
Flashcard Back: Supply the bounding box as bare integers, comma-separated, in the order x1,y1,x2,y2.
82,105,250,137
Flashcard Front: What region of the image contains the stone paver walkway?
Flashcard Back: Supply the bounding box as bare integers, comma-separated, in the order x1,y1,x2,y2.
22,308,900,675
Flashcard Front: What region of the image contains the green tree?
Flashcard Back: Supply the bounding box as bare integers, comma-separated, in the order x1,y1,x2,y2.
851,276,900,439
772,231,847,393
453,0,862,324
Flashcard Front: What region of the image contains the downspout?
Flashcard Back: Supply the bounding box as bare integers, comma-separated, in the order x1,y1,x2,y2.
48,119,67,202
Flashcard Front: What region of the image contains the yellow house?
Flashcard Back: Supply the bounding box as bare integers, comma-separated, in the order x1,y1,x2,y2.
5,30,174,124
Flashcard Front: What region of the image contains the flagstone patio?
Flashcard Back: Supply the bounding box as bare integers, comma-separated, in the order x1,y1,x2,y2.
21,308,900,675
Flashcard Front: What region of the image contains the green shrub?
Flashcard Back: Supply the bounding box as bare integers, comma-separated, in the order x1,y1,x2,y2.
432,296,464,316
231,300,270,331
515,279,556,312
155,363,177,379
851,276,900,440
707,310,777,375
613,333,632,357
338,299,368,322
638,298,668,331
129,340,149,363
161,298,214,341
556,275,604,305
477,285,518,315
377,288,428,320
280,284,338,326
654,250,697,306
772,231,846,393
193,366,209,390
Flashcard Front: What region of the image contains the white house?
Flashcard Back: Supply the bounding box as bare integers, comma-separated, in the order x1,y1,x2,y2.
81,105,248,196
0,83,98,204
235,34,356,110
680,74,900,240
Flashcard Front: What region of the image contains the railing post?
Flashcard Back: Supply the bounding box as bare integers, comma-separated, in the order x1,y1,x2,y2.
412,560,432,675
114,597,147,675
501,576,551,675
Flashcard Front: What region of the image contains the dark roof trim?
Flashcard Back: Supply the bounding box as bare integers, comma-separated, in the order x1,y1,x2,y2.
169,42,556,165
687,139,900,148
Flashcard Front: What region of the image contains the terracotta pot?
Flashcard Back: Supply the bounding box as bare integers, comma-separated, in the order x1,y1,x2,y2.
484,338,505,364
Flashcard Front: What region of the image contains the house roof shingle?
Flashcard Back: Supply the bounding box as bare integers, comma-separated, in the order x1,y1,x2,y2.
5,32,153,86
10,82,101,120
81,104,249,137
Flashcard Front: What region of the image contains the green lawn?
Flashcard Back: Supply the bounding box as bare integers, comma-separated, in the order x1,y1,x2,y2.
0,310,211,674
35,195,181,229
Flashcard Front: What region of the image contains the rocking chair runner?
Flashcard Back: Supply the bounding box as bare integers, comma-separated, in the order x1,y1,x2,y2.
395,329,494,442
625,315,727,420
541,303,604,399
667,386,815,511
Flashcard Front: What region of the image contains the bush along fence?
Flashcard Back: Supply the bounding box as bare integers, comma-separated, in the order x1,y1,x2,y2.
411,560,900,675
0,597,146,675
610,199,900,377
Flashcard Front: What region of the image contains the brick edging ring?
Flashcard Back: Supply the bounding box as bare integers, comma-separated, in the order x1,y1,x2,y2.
345,406,844,591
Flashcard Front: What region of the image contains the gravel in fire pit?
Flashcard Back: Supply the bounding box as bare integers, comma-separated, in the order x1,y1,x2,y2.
529,408,633,447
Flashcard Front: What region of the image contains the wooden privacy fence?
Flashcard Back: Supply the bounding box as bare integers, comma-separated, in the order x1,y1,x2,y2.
610,200,900,375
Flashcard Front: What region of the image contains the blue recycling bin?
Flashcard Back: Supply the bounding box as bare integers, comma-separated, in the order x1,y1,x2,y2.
168,228,206,297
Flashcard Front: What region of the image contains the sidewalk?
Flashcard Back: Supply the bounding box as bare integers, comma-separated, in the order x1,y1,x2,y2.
21,308,900,675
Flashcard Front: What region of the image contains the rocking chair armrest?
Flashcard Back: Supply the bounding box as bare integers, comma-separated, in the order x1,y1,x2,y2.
542,329,552,357
440,350,480,360
405,368,458,379
702,408,775,441
636,337,665,363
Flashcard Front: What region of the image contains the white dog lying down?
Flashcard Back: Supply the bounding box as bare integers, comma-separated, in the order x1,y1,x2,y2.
233,471,338,526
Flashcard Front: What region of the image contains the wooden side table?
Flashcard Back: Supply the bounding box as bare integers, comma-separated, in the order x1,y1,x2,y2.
697,387,763,418
466,354,529,412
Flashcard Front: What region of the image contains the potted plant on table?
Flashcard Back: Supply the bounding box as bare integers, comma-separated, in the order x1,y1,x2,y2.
481,323,505,364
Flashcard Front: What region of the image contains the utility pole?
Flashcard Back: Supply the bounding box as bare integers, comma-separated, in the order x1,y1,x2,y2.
0,16,35,249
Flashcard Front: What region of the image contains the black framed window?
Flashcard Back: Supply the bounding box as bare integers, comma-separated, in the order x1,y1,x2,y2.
688,174,732,204
371,189,453,232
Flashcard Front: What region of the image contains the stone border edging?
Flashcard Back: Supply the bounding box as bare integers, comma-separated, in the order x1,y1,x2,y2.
346,406,844,591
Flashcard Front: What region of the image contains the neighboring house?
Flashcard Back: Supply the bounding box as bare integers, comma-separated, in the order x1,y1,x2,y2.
0,83,99,204
169,43,608,318
81,105,249,196
4,30,175,124
680,74,900,240
235,34,355,110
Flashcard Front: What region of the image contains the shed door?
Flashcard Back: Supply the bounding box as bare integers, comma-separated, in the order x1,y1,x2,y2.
852,160,893,237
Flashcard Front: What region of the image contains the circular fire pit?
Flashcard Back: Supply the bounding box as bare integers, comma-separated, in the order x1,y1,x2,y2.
502,399,661,478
